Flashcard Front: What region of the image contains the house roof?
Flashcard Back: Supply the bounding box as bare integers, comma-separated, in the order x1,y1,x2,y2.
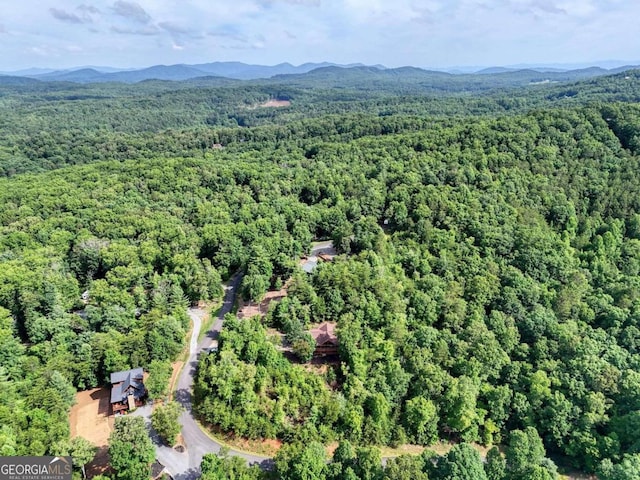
302,257,318,273
151,460,166,479
110,368,145,404
110,367,143,384
309,322,338,346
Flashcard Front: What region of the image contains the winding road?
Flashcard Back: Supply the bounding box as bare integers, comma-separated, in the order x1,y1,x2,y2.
144,272,272,480
136,245,533,478
139,250,411,478
138,241,413,479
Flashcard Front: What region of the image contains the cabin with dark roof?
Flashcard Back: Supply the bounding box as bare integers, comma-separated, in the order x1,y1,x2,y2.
151,460,170,480
309,322,339,356
110,368,146,414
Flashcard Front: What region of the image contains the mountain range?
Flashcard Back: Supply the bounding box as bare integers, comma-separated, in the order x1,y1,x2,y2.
0,62,385,83
0,61,638,86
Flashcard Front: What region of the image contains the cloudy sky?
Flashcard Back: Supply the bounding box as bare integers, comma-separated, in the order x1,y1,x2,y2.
0,0,638,70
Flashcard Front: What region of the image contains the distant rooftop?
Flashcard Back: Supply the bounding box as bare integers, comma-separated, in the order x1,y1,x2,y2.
309,322,337,346
302,257,318,273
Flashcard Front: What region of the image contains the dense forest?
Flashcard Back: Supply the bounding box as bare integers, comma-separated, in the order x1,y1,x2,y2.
1,68,640,176
1,67,640,478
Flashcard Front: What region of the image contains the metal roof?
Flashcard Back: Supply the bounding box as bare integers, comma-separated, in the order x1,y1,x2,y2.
110,368,145,404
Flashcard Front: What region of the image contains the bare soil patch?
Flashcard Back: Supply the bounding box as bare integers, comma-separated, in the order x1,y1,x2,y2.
228,437,282,456
205,423,282,456
237,288,287,320
260,99,291,108
70,387,114,447
70,388,114,478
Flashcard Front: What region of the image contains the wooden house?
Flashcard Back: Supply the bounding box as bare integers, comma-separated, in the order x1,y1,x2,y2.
110,368,146,414
309,322,339,356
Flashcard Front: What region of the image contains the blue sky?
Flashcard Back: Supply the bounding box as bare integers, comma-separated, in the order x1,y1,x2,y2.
0,0,638,70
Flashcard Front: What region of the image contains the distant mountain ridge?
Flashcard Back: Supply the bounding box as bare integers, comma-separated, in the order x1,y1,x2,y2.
261,64,639,92
1,62,388,83
0,61,638,86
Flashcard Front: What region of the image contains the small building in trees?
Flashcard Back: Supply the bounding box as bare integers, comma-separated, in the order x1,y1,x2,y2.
81,290,90,304
318,253,334,263
301,257,319,273
300,242,336,273
309,322,339,356
110,368,147,414
204,339,219,354
151,460,170,480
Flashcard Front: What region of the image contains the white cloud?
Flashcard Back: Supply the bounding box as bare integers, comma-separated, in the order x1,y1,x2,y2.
110,25,159,35
50,8,85,24
111,1,152,23
0,0,639,69
29,46,50,56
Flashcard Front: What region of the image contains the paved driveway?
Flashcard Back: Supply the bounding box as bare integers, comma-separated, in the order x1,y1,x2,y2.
136,273,271,479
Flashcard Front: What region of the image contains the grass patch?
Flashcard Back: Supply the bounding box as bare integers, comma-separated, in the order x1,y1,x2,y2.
378,444,427,458
379,442,492,459
178,323,193,363
198,302,221,342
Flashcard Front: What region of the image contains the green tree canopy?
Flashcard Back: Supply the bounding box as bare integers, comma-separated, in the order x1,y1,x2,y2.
108,416,155,480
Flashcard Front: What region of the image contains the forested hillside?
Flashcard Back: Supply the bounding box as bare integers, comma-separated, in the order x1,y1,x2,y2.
1,68,639,177
1,69,640,478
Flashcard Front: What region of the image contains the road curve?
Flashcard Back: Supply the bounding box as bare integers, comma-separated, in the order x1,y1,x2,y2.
161,272,272,479
155,267,404,479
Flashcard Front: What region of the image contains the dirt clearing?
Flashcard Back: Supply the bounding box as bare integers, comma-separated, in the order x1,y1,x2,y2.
70,387,114,447
260,99,291,107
